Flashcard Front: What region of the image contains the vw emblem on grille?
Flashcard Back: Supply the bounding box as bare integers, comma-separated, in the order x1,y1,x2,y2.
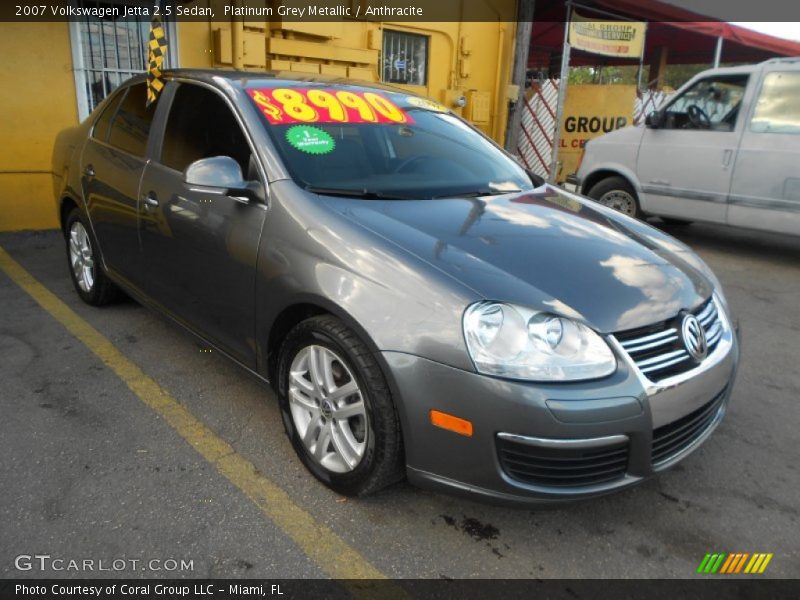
681,314,708,362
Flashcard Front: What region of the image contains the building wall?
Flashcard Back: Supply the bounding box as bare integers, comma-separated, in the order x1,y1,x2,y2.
0,23,78,231
178,4,518,140
0,5,517,231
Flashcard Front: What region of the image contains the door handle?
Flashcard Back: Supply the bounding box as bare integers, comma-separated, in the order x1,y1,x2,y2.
84,165,95,178
722,149,733,168
143,193,159,208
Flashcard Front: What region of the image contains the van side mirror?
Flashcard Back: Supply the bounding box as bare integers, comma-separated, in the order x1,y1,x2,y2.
184,156,263,202
645,110,664,129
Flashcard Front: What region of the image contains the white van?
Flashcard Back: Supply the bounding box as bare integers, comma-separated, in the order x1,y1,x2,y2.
575,58,800,236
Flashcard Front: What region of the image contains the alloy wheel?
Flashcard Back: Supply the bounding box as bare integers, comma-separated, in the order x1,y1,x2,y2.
288,345,368,473
69,221,95,292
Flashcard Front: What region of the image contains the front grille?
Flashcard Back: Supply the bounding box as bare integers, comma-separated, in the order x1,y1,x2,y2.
651,388,726,466
613,297,724,382
497,437,629,488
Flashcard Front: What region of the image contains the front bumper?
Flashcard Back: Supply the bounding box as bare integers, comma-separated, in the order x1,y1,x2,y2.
381,313,739,506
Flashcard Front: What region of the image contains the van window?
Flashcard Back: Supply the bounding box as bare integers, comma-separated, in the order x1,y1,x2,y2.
751,72,800,134
663,75,749,131
160,83,252,176
107,83,158,156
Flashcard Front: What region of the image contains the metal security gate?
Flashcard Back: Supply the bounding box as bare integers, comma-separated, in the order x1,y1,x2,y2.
516,79,559,179
634,89,672,125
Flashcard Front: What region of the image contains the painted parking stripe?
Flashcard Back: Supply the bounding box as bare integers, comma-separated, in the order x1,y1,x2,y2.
0,246,398,588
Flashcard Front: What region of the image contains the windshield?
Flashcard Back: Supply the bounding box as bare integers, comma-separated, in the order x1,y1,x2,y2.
247,84,532,199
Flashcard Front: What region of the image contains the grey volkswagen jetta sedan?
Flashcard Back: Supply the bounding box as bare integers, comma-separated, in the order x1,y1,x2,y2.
52,70,739,504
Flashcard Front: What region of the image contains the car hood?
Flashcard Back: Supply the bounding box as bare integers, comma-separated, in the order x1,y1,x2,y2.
324,186,713,333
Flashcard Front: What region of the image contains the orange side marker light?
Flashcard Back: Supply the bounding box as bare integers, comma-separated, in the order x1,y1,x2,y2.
430,410,473,437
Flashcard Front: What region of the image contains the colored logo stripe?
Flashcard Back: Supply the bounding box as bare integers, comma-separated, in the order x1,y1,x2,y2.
719,553,748,573
697,553,726,573
745,553,773,574
698,553,773,574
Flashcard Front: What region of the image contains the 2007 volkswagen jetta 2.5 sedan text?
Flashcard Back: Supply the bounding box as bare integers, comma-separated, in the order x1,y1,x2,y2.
51,70,739,505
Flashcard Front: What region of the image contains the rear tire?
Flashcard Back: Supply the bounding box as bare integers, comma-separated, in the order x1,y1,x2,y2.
276,315,404,496
64,208,121,306
587,176,642,219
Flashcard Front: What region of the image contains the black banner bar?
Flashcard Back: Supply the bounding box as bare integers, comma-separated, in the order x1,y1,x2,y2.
2,579,800,600
2,0,800,23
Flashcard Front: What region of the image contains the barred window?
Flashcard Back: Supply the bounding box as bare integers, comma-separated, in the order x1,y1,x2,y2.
381,30,428,86
69,1,176,119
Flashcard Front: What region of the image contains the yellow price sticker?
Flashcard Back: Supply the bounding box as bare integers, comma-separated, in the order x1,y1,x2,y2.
247,87,414,125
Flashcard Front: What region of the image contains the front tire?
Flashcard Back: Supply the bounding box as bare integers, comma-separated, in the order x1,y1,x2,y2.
276,315,404,496
587,176,642,219
64,208,120,306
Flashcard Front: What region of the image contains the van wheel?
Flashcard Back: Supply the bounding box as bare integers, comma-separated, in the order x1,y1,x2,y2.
64,208,121,306
587,176,642,219
276,315,404,496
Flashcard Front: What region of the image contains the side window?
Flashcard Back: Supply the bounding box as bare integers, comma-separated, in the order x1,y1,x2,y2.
751,72,800,134
92,89,125,142
160,84,252,176
107,83,158,156
663,75,749,131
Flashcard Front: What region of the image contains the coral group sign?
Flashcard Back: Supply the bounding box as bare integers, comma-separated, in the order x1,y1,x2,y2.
569,12,647,59
557,84,635,181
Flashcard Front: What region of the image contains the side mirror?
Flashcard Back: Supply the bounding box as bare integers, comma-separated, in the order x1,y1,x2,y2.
525,169,546,188
185,156,246,190
645,110,664,129
184,156,264,202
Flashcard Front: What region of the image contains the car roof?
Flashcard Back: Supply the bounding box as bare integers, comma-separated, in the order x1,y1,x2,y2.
158,68,412,96
692,57,800,79
700,64,758,77
761,56,800,66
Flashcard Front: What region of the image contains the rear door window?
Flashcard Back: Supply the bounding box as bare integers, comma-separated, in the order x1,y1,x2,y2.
107,83,158,156
92,89,125,142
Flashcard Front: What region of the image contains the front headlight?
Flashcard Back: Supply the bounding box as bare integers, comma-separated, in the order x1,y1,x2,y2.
463,302,616,381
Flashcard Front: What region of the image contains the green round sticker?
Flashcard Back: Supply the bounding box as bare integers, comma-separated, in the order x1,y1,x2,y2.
285,125,335,155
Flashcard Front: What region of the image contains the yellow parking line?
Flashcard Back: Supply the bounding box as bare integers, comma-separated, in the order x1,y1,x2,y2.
0,246,394,586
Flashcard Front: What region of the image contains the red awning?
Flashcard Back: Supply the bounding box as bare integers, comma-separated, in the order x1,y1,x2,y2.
529,0,800,69
669,21,800,57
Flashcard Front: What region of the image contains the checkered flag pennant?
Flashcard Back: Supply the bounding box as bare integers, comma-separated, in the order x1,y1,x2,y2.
146,14,168,107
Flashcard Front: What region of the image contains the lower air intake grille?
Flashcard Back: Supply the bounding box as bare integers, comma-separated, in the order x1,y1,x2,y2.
651,388,726,466
497,437,629,488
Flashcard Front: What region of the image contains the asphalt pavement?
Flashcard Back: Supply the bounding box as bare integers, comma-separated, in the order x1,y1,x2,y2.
1,221,798,580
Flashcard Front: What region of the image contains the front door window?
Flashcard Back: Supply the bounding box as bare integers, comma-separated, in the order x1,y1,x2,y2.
662,75,749,132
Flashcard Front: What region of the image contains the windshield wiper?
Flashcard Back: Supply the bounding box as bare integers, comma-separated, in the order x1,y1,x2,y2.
305,186,412,200
430,188,522,199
